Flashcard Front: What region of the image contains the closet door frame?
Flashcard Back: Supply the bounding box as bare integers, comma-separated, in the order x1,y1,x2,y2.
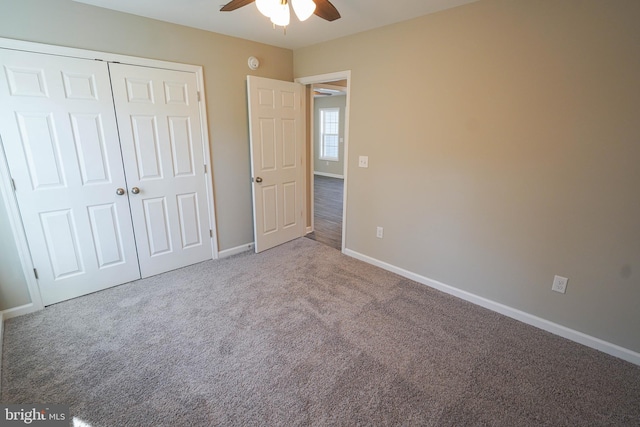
0,37,219,318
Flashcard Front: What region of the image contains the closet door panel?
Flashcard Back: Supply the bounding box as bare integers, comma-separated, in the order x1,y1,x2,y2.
0,49,140,305
109,63,212,277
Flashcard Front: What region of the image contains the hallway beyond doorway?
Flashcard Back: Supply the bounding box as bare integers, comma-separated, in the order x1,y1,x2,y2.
306,175,343,250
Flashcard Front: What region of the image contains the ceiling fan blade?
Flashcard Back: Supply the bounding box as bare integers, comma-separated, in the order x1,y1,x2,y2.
314,0,341,21
220,0,256,12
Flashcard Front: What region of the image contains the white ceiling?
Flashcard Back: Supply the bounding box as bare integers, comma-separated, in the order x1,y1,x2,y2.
73,0,479,50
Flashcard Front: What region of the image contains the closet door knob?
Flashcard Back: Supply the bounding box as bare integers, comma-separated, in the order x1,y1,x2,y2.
131,187,140,194
116,188,125,196
255,177,263,183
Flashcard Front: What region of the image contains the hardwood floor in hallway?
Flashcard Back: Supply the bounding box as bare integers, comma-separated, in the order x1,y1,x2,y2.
306,175,343,250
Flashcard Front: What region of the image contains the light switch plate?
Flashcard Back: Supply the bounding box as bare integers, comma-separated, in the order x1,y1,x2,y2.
359,156,368,168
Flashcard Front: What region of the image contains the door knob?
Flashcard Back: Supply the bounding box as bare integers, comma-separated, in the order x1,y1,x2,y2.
116,188,125,196
255,177,263,183
131,187,140,194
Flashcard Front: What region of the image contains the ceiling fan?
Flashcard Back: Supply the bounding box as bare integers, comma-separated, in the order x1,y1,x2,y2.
220,0,341,27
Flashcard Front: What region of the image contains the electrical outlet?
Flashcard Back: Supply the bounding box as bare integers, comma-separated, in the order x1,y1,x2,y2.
376,226,383,238
552,275,568,294
359,156,369,168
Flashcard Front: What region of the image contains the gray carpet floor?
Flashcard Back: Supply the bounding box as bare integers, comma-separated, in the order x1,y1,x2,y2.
2,238,640,426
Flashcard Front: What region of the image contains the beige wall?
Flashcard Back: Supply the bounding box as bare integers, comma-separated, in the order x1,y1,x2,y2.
0,0,293,310
0,196,31,310
294,0,640,352
314,95,346,176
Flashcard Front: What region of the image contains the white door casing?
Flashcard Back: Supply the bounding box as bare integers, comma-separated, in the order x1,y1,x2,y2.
0,49,140,305
247,76,305,253
109,63,212,277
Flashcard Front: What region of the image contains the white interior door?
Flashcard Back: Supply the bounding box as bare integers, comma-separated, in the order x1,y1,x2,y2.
109,63,212,277
0,49,140,305
247,76,305,253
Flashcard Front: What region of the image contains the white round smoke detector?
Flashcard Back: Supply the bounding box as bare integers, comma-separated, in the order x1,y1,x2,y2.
248,56,260,70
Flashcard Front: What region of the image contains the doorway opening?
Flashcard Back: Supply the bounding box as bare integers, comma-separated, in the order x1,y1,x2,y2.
296,72,351,252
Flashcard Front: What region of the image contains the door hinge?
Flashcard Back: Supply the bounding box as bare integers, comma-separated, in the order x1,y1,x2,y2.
197,91,201,102
33,268,39,279
204,164,207,174
11,178,16,191
209,229,213,238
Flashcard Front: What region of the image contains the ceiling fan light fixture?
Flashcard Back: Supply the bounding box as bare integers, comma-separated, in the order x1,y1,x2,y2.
291,0,316,22
270,1,290,27
256,0,277,18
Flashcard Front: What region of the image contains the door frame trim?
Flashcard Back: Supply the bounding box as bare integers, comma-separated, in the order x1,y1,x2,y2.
295,71,351,253
0,37,219,318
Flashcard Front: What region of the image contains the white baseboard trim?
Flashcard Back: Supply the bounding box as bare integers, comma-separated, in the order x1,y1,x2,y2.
218,242,255,259
344,248,640,366
313,171,344,179
306,226,313,235
0,302,40,320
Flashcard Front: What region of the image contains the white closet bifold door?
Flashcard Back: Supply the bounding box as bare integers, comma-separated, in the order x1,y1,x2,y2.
0,49,140,305
0,49,214,305
108,63,212,278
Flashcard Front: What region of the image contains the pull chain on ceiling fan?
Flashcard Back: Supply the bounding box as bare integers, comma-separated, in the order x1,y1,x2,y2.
220,0,341,30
